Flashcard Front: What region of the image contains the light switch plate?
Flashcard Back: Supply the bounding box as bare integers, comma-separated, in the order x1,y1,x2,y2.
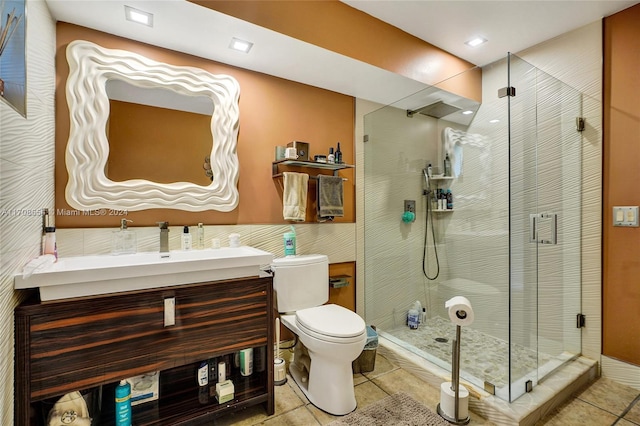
613,206,639,227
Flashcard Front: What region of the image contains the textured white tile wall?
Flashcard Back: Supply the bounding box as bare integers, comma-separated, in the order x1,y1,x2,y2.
0,1,56,424
56,223,356,264
357,20,606,379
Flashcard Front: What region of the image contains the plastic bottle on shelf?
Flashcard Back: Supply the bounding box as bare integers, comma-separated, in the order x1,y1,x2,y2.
444,153,452,177
446,189,453,210
328,147,335,164
115,380,132,426
335,142,343,164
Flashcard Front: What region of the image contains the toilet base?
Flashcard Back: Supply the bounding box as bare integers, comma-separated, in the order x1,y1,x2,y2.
288,341,358,416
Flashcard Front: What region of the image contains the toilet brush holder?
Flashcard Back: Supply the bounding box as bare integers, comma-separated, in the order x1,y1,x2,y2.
274,317,287,385
274,357,287,386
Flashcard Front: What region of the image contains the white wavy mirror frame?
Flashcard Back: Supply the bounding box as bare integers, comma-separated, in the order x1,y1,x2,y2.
65,40,240,212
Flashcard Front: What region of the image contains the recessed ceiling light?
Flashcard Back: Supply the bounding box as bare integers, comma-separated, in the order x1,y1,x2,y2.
462,110,474,115
125,6,153,27
465,37,487,48
489,119,500,124
229,37,253,53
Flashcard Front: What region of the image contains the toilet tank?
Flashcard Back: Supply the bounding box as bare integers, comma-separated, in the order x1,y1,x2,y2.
272,254,329,313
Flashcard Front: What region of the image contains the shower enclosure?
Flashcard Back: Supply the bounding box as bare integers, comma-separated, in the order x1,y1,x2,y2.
363,54,582,402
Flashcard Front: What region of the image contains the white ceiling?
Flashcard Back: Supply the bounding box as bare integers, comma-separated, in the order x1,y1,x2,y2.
342,0,637,67
46,0,637,106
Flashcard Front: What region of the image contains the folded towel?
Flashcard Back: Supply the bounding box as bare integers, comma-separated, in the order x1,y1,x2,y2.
283,172,309,221
317,175,344,220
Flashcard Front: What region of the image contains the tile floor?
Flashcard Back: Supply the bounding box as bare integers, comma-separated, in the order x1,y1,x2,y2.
214,354,640,426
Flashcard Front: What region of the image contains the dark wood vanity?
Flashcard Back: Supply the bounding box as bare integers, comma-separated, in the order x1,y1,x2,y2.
15,276,274,425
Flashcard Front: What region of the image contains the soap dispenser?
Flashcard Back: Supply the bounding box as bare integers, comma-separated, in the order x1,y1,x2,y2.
112,219,136,255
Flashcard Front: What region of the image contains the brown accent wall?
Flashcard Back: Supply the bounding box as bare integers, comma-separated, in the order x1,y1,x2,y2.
190,0,482,103
603,4,640,366
55,23,355,227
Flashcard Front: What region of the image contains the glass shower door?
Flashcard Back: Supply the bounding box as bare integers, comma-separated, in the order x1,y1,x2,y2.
507,53,582,401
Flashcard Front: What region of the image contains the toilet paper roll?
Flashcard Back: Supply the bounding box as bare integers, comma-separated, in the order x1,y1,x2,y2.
439,382,469,420
445,296,475,327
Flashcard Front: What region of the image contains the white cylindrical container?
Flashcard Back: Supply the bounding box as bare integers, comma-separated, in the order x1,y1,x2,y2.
240,348,253,376
274,358,286,385
439,382,469,421
229,233,241,248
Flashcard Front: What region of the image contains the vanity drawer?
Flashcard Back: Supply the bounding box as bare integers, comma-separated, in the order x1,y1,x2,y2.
16,276,272,401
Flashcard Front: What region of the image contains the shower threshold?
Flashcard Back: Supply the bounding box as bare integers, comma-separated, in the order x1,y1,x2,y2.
377,330,597,425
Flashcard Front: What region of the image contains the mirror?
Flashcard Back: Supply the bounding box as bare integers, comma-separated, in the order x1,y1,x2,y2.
105,81,214,186
65,40,240,212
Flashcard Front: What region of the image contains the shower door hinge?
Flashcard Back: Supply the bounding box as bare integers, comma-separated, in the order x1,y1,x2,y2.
577,314,586,328
576,117,586,132
363,134,369,143
498,86,516,98
525,380,533,393
484,381,496,395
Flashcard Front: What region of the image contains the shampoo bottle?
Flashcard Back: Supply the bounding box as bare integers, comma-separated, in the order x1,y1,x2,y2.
444,153,452,177
446,189,453,210
181,226,192,250
115,379,132,426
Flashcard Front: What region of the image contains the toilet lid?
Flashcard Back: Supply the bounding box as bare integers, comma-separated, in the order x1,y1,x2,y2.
295,304,365,338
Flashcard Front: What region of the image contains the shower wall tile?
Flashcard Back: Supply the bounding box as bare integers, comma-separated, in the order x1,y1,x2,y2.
358,20,609,391
0,1,56,424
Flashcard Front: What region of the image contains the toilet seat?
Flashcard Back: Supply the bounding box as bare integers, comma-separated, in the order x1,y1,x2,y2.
295,304,366,344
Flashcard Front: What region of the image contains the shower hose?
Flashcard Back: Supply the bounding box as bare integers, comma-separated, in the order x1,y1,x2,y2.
422,191,440,280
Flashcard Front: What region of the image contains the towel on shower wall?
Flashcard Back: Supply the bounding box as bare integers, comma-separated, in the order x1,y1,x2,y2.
283,172,309,221
317,175,344,220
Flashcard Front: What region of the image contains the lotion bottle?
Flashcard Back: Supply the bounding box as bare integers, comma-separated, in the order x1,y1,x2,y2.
181,226,192,250
115,380,132,426
197,223,205,250
43,227,58,260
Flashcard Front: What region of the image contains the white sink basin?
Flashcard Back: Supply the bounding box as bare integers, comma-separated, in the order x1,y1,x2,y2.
14,247,274,301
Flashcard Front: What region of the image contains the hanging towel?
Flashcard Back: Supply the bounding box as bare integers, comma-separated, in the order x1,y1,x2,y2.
283,172,309,221
317,175,344,220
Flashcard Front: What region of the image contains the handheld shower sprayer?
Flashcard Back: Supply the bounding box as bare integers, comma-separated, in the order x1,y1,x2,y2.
423,163,432,194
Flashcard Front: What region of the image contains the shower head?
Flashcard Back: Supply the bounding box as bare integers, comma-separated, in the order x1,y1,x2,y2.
407,101,461,119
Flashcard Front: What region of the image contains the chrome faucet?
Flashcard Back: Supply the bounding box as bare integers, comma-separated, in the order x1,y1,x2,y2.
157,222,170,256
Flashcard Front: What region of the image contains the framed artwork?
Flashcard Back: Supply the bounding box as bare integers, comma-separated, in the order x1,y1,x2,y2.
0,0,26,116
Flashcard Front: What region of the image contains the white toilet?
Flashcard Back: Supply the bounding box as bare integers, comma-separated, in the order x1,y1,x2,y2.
272,254,367,415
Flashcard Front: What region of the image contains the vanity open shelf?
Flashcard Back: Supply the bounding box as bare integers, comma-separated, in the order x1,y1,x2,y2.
272,159,354,178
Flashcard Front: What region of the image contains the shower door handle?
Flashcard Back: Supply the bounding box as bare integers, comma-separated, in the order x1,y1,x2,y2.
529,213,557,245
